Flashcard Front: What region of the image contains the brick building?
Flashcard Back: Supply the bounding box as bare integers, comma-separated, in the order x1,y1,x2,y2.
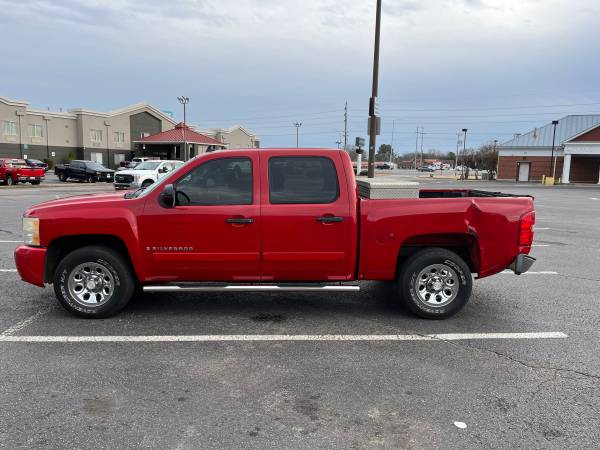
498,115,600,184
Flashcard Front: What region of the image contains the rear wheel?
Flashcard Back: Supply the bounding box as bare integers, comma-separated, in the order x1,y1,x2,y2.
87,175,96,183
53,246,136,318
58,173,67,182
398,248,472,319
30,180,40,185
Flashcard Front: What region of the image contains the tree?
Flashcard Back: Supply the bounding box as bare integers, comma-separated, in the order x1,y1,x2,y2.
376,144,392,161
477,143,499,178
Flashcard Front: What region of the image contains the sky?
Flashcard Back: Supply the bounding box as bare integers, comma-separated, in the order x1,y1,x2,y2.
1,0,600,154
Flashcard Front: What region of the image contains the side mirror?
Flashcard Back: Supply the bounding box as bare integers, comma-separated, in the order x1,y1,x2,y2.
159,166,168,173
159,184,175,208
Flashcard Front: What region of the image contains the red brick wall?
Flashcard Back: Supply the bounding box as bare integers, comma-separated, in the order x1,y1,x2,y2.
572,126,600,142
498,156,563,182
570,157,600,183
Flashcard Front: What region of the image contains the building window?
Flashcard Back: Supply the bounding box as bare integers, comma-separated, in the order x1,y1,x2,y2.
90,129,103,143
114,153,126,166
28,124,43,138
114,131,125,143
2,121,17,136
90,152,103,164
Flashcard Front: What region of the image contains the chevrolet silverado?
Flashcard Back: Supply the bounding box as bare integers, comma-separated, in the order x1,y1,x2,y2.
15,149,536,319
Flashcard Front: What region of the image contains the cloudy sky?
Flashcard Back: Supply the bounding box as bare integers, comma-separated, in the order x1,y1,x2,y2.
1,0,600,153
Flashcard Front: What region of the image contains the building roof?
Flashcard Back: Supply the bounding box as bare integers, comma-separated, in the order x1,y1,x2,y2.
500,115,600,147
134,123,226,146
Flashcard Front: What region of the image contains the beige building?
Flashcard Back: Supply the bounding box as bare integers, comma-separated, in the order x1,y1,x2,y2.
201,125,260,149
0,95,176,168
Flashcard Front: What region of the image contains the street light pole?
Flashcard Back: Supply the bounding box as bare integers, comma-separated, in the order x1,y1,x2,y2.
293,122,302,147
367,0,382,178
550,120,559,179
461,128,468,180
177,96,189,160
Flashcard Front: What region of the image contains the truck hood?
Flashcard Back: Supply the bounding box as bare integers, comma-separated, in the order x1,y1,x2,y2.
118,169,155,177
25,192,130,217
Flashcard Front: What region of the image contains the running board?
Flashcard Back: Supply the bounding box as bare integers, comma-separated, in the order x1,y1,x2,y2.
143,284,360,293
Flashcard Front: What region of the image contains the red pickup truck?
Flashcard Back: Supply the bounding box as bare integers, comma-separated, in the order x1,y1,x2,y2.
0,158,45,185
15,149,535,319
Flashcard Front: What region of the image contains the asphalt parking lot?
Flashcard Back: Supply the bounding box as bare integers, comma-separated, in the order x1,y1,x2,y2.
1,179,599,449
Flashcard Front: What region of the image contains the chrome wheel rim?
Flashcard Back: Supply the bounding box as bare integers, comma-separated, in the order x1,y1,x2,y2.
67,262,114,307
415,264,459,307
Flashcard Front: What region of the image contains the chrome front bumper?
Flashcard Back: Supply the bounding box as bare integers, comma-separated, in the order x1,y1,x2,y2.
508,254,536,275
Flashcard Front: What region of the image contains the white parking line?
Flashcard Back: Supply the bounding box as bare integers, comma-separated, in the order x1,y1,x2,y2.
536,227,552,230
0,240,22,243
591,198,599,201
531,244,549,247
0,332,568,343
0,269,17,272
501,270,558,275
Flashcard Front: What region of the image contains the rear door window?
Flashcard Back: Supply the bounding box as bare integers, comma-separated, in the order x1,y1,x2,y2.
268,156,339,204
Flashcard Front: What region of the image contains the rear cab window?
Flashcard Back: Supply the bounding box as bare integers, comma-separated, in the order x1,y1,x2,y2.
268,156,339,204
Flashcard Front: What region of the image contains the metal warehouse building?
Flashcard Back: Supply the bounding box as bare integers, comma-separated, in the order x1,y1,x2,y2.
498,115,600,184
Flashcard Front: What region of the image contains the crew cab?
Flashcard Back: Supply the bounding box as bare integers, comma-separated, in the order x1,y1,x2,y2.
114,159,183,190
0,158,45,185
54,160,114,183
15,149,536,319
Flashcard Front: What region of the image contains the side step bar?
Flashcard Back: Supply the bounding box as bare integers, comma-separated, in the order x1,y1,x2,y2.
143,284,360,293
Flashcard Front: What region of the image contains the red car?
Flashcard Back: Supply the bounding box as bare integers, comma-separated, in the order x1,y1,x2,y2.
14,148,535,319
0,158,45,185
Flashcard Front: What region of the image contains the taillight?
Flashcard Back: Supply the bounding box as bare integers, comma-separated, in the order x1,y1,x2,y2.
519,211,535,247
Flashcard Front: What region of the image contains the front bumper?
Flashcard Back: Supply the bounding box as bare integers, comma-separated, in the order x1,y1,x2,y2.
508,253,536,275
114,182,133,190
14,245,46,287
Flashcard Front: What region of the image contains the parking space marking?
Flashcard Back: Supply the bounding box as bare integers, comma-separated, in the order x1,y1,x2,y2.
0,240,22,243
0,269,17,272
501,270,558,275
531,244,550,247
0,332,568,343
0,308,51,337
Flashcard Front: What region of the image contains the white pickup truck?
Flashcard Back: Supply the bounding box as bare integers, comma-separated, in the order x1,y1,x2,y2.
113,160,184,190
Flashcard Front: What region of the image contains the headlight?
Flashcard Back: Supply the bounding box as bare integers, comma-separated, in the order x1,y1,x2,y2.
23,217,40,246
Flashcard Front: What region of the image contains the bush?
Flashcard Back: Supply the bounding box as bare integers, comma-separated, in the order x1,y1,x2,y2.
42,158,54,170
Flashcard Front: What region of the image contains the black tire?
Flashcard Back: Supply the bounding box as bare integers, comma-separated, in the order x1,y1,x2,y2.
6,175,14,186
398,248,472,319
53,245,136,318
87,175,96,183
58,173,67,182
30,180,40,185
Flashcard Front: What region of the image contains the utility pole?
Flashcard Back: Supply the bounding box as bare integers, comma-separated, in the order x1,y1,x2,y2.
550,120,559,179
177,96,189,160
420,126,424,166
367,0,382,178
344,101,348,149
461,128,468,180
414,127,419,169
390,120,395,164
293,122,302,147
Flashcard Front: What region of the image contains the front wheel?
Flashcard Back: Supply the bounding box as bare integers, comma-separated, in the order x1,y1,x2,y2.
398,248,472,319
6,175,14,186
53,246,136,318
87,175,96,183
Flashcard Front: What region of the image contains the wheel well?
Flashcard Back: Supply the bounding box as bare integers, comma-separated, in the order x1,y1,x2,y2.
45,235,136,284
395,233,480,277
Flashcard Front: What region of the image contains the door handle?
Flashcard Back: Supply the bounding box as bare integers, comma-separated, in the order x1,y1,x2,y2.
226,217,254,224
316,216,344,223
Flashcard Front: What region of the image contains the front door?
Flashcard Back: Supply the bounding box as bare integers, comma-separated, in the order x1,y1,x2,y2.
140,155,260,282
518,162,530,182
259,153,353,281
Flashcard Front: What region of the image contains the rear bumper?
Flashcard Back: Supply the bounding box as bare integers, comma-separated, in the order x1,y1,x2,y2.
14,245,46,287
508,253,536,275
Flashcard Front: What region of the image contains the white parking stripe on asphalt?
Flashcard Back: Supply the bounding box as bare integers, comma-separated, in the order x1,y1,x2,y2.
0,332,568,343
536,227,552,230
0,308,51,337
0,269,17,272
0,241,22,243
531,244,550,247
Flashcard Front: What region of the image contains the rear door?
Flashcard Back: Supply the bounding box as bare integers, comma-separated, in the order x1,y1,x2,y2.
259,153,353,281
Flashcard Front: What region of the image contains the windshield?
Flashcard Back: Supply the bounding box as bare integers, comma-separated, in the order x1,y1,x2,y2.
127,160,190,199
135,161,162,170
88,162,107,171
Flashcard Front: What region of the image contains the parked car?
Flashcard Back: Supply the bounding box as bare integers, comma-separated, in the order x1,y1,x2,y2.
114,160,184,190
25,159,49,172
15,148,536,319
0,158,45,185
117,157,154,171
417,166,434,172
54,160,114,183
